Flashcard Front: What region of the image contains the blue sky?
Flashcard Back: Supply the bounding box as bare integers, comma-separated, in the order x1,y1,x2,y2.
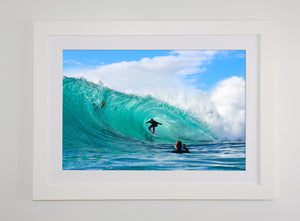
63,50,245,91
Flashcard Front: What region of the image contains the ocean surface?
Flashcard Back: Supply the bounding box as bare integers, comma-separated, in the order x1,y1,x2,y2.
63,77,245,170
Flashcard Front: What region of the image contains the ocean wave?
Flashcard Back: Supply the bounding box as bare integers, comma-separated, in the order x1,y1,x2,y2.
63,77,218,150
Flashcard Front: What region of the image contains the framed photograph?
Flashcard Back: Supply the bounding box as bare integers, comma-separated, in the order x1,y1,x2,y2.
33,21,275,200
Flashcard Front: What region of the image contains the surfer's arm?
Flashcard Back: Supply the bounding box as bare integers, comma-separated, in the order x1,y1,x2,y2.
183,145,190,153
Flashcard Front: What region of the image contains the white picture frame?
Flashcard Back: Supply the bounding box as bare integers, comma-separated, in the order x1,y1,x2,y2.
33,21,275,200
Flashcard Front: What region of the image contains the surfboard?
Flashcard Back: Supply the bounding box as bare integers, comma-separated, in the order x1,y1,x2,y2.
93,103,99,112
148,128,159,137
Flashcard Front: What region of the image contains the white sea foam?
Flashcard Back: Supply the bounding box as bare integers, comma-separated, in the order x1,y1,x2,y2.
64,51,245,141
209,77,245,140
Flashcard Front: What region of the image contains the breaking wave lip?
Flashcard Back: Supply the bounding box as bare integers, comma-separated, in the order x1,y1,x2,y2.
63,77,219,150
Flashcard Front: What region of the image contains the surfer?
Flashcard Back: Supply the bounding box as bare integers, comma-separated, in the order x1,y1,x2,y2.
171,141,191,153
146,118,162,134
93,100,105,112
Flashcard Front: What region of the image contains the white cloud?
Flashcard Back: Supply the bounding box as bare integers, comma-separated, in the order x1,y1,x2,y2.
63,59,83,66
64,50,217,97
209,77,245,140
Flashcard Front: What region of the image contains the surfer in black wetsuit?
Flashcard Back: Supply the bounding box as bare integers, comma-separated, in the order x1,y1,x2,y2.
171,141,191,153
146,118,162,134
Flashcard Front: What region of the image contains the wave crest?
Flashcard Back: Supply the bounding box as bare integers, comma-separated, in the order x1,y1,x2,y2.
63,77,217,148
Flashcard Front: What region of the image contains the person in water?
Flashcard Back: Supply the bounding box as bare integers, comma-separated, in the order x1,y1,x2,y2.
93,101,106,112
101,101,106,108
171,141,191,153
146,118,162,134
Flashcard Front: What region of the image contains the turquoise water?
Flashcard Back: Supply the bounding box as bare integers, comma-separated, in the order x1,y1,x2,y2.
63,77,245,170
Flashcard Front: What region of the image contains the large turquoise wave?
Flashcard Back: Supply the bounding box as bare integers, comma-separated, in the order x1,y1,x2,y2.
63,77,218,152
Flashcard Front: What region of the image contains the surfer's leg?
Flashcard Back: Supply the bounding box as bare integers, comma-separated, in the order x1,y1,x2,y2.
149,125,154,133
152,127,155,133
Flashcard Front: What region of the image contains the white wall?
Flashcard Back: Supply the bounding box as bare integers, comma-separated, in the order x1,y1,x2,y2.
1,0,299,220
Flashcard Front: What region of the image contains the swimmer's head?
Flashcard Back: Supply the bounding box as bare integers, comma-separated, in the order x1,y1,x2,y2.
175,141,182,151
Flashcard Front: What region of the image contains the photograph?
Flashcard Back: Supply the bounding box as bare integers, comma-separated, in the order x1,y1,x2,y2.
62,49,246,171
